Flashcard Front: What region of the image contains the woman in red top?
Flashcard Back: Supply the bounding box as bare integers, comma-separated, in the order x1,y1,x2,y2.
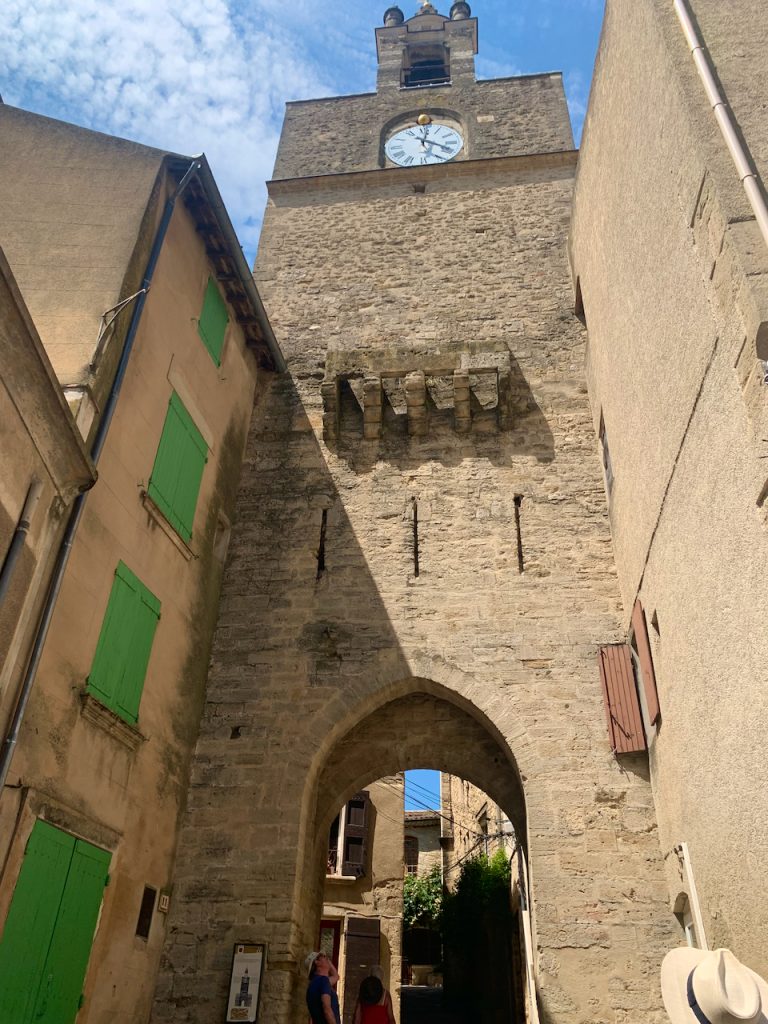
352,975,395,1024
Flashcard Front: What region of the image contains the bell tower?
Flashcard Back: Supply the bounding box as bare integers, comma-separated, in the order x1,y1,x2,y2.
375,2,478,91
155,6,678,1024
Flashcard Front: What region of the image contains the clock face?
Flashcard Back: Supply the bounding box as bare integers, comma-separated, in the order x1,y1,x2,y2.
385,123,464,166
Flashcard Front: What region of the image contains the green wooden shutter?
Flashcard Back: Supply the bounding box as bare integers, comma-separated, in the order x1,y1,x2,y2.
197,277,229,365
32,839,111,1024
148,392,208,543
116,578,161,724
88,563,160,725
0,822,74,1023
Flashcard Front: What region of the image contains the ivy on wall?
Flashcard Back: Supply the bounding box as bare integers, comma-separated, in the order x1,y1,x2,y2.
403,865,443,929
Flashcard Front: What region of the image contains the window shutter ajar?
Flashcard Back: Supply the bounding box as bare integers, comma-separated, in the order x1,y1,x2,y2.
342,791,370,878
88,563,160,725
148,392,208,543
631,599,661,725
116,571,161,724
598,644,647,754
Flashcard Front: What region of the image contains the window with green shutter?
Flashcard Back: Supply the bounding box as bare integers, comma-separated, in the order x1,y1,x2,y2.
148,392,208,543
87,562,160,725
197,277,229,365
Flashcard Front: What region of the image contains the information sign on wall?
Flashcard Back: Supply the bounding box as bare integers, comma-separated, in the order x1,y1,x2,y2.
226,943,266,1022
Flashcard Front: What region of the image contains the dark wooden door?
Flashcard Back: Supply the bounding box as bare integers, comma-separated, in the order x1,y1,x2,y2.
342,916,380,1024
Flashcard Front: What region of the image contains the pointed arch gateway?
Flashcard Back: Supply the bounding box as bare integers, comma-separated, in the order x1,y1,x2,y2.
310,680,526,842
291,678,530,1021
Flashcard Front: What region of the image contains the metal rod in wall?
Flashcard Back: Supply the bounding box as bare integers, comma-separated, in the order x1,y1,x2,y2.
674,0,768,251
0,479,43,607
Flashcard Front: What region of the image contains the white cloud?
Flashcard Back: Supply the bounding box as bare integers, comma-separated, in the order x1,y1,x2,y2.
0,0,340,259
0,1,602,253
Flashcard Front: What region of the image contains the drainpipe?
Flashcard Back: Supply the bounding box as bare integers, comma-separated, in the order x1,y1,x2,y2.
0,480,43,607
675,842,709,950
516,849,540,1024
674,0,768,251
0,159,200,792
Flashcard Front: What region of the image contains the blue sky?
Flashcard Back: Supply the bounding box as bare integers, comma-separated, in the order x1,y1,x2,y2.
0,0,604,261
405,769,441,810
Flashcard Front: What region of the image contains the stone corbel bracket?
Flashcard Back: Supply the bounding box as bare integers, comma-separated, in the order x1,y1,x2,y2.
321,342,516,444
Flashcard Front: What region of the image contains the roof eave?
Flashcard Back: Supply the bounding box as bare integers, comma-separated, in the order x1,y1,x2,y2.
167,155,285,374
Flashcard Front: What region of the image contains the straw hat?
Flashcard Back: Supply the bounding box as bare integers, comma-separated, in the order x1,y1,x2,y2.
661,948,768,1024
304,951,321,977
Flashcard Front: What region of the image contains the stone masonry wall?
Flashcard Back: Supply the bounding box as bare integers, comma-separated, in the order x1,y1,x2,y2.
154,147,677,1024
273,74,573,179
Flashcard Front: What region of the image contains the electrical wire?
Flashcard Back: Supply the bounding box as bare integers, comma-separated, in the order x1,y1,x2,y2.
404,775,442,804
329,776,507,843
396,779,492,839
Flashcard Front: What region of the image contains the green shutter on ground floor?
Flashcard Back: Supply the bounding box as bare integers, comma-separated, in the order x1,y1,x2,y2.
148,391,208,543
197,276,229,365
0,821,111,1024
87,562,161,725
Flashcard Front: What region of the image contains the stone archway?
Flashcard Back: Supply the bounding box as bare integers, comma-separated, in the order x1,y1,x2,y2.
299,684,528,1024
314,688,526,840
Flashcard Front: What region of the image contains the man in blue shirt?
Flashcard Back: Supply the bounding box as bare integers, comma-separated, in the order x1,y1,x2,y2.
305,951,341,1024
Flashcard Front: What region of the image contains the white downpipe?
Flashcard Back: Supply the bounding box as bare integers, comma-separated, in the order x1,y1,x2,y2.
676,842,709,951
518,853,540,1024
674,0,768,251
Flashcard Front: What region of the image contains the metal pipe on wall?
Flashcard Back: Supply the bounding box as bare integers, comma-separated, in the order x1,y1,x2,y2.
0,160,200,793
0,479,43,607
676,842,709,950
674,0,768,251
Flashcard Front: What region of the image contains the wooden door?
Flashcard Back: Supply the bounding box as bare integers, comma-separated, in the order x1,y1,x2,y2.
0,820,111,1024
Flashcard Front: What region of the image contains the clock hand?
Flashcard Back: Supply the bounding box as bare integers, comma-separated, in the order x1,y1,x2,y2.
424,139,454,153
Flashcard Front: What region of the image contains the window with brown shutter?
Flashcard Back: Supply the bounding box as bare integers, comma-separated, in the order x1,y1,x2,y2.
631,599,661,726
342,791,370,878
598,644,647,754
404,835,418,876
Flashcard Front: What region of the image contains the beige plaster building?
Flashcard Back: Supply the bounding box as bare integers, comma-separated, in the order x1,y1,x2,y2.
321,776,404,1023
570,0,768,975
0,246,95,744
0,104,281,1024
403,809,441,878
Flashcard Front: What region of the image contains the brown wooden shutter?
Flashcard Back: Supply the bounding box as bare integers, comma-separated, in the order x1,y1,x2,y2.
342,791,370,878
404,835,418,875
598,644,647,754
631,599,661,725
342,916,380,1024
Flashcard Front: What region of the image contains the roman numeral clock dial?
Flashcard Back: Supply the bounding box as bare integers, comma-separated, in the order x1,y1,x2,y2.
385,119,464,167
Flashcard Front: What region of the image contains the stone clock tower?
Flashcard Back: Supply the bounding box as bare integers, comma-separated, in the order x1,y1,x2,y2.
154,6,676,1024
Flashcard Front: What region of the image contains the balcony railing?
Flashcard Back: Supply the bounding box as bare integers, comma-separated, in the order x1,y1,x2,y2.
326,849,338,875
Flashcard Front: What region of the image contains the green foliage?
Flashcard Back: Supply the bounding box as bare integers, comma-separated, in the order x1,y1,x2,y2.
442,849,515,1024
403,865,443,928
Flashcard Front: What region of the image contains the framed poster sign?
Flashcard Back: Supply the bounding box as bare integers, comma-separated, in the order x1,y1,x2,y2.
226,943,266,1022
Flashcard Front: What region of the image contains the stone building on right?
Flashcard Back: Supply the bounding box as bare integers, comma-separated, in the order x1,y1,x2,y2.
570,0,768,972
